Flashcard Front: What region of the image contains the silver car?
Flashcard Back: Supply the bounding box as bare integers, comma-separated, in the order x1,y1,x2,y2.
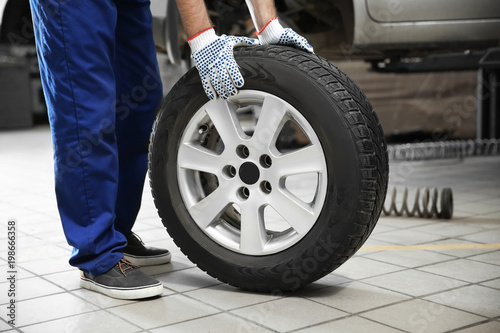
1,0,498,62
147,0,500,62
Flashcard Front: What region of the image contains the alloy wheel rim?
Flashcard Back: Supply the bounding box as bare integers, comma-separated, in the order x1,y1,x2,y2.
176,90,328,255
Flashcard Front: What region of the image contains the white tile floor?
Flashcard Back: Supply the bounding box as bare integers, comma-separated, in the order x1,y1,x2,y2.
1,125,499,333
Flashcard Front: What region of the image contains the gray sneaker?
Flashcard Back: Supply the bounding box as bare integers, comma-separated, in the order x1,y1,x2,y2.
123,232,172,266
80,258,163,299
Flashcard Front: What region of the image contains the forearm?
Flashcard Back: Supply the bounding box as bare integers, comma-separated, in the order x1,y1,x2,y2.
249,0,277,31
175,0,212,38
249,0,314,53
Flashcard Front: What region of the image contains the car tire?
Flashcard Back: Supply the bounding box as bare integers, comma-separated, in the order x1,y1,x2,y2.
149,45,388,292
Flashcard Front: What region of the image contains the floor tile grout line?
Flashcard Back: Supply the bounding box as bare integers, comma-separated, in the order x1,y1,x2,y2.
298,292,412,318
477,277,500,289
327,263,410,282
350,315,410,333
146,313,226,332
378,225,500,240
285,313,410,333
62,289,148,330
458,197,500,209
9,304,98,330
357,274,472,300
411,244,495,262
149,264,203,277
444,318,496,333
4,234,69,250
355,297,487,333
462,253,500,267
15,261,74,280
359,251,459,270
4,205,58,222
372,221,436,233
453,196,500,205
417,292,493,320
98,308,147,332
226,307,288,332
10,252,72,266
0,289,69,307
412,258,500,284
0,272,76,305
455,229,500,240
0,323,24,333
368,235,451,247
282,314,352,333
179,288,285,313
12,308,144,332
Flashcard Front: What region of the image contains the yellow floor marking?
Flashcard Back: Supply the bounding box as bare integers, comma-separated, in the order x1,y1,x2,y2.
359,243,500,252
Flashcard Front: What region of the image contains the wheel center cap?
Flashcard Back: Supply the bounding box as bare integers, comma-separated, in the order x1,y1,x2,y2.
239,162,260,185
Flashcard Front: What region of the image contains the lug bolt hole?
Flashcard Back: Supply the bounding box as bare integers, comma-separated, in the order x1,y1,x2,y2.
238,187,250,200
236,145,250,159
223,165,237,178
260,154,272,168
260,181,272,194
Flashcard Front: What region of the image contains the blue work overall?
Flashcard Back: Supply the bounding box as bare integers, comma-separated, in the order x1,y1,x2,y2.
30,0,163,275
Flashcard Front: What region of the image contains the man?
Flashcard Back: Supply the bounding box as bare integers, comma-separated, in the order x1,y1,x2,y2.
30,0,313,300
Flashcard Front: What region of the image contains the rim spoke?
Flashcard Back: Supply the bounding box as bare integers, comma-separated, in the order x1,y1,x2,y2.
178,143,222,174
239,202,268,254
205,99,246,146
273,145,326,177
252,95,287,148
269,189,315,236
188,186,232,229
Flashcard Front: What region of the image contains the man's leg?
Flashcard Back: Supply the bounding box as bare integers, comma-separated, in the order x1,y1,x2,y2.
112,0,163,237
111,0,172,266
30,0,125,276
31,0,164,299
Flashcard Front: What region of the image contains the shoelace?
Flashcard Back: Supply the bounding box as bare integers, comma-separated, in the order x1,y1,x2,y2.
117,258,140,276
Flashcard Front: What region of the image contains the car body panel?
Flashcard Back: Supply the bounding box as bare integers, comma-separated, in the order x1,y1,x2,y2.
352,0,500,52
366,0,500,22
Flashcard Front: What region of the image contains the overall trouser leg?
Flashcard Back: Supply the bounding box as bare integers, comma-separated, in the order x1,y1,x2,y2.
30,0,161,275
113,0,163,237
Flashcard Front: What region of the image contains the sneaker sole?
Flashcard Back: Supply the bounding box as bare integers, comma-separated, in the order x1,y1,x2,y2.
80,277,164,300
123,252,172,266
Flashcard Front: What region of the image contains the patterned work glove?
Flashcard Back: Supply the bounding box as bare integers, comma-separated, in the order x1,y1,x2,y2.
256,17,314,54
189,28,258,100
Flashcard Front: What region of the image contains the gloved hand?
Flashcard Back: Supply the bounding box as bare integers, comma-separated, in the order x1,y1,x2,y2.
256,17,314,54
189,27,258,100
